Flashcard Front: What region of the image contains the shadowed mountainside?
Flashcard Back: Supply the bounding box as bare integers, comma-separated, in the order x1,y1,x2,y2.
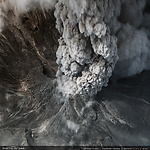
0,7,61,129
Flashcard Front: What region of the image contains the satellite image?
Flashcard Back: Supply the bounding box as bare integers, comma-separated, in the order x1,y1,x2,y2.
0,0,150,148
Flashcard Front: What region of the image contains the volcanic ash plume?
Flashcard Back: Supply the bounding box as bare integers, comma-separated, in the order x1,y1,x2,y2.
113,0,150,79
0,0,150,99
55,0,150,96
55,0,120,97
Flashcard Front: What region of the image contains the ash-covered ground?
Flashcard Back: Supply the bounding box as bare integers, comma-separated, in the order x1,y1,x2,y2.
0,0,150,146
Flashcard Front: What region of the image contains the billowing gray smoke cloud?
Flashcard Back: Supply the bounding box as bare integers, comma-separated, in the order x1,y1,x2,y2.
113,0,150,79
54,0,150,96
54,0,120,97
0,0,150,98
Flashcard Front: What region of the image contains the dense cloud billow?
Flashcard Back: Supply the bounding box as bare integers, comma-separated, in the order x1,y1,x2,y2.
54,0,150,96
0,0,150,97
55,0,119,97
0,0,150,146
113,0,150,79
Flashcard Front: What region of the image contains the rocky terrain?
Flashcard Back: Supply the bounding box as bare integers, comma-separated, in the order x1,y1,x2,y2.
0,0,150,146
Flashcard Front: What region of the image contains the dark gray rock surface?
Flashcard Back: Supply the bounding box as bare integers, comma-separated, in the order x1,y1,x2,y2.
1,70,150,146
